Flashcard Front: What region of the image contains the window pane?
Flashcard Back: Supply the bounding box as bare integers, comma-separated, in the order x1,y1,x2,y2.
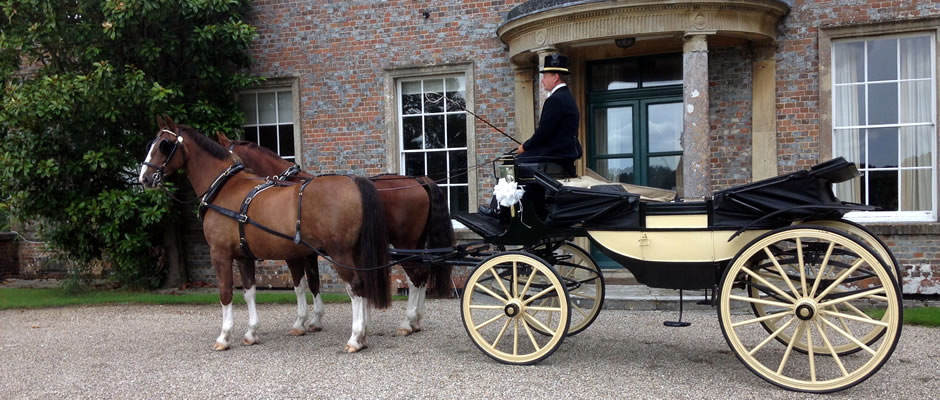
867,82,898,125
425,115,445,149
833,129,865,166
446,114,467,148
900,81,932,123
402,81,422,115
278,125,294,157
901,36,931,79
642,53,682,87
258,92,277,124
449,185,468,213
449,150,467,184
424,79,444,113
596,158,634,184
833,85,866,127
901,168,931,211
244,126,258,143
445,77,466,111
835,178,861,204
590,60,639,91
834,41,865,84
594,106,633,155
866,170,898,211
427,151,447,182
647,156,680,191
259,125,278,154
404,152,424,177
277,91,293,123
402,116,422,150
647,102,682,152
900,126,932,168
867,38,898,81
867,127,898,168
240,94,257,124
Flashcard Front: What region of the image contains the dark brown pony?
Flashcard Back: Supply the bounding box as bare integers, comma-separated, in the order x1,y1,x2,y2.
217,132,455,336
139,116,389,352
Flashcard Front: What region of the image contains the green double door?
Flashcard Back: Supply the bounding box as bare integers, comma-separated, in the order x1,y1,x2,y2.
586,56,684,267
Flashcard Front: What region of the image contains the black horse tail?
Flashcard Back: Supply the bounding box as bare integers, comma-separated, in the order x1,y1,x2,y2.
353,176,392,309
417,176,455,298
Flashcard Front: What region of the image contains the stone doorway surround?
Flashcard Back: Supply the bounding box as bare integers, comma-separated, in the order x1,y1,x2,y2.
497,0,790,198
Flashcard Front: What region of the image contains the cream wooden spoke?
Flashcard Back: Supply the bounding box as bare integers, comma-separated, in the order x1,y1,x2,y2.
819,309,889,327
777,321,806,374
474,282,508,303
764,247,801,297
732,310,790,328
815,259,865,301
748,317,796,356
826,304,852,333
819,316,876,355
512,261,519,298
490,268,512,299
491,318,512,348
806,323,816,382
808,242,835,297
521,318,541,351
729,294,793,309
796,238,808,297
469,304,506,310
513,318,519,356
820,287,886,308
814,319,849,377
474,314,505,331
842,302,874,319
519,268,536,298
573,305,590,318
526,305,562,313
523,312,555,335
523,286,556,305
868,294,889,302
742,265,797,303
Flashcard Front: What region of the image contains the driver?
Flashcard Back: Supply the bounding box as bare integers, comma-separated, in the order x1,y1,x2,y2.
478,53,582,218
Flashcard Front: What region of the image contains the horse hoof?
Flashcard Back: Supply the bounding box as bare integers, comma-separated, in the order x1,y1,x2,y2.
289,328,305,336
306,325,322,333
242,337,257,346
396,328,412,336
213,342,229,351
344,344,366,353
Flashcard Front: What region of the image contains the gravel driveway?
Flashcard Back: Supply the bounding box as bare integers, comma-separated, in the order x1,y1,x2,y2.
1,299,937,399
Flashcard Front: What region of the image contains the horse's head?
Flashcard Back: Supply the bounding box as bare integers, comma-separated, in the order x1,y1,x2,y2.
139,115,187,189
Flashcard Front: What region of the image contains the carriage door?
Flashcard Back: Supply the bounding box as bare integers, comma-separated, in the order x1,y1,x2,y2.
587,54,683,267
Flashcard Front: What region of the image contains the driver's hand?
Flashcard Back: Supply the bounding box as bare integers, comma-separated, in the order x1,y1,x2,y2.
516,143,525,154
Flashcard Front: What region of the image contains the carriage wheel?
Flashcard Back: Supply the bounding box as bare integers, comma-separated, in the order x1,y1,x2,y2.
718,226,902,393
748,220,900,356
529,242,604,336
461,251,570,365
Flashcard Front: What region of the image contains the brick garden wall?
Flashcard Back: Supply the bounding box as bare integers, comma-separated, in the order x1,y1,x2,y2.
0,233,17,278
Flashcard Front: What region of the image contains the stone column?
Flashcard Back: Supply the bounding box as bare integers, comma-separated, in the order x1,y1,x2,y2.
534,47,557,123
513,65,536,143
751,44,778,180
681,34,711,199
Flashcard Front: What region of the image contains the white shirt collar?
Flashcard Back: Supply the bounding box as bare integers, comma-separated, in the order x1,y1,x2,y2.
549,83,567,97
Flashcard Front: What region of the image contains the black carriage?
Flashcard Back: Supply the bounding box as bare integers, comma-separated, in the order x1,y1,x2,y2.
440,156,902,394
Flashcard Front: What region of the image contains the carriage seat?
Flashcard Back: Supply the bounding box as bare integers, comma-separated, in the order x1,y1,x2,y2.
529,167,676,202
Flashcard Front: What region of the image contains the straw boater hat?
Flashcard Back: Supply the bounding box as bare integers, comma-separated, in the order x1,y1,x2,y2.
540,54,570,74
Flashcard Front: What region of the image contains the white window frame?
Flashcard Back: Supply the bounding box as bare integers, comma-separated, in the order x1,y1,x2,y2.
384,63,477,215
829,31,938,223
239,78,302,166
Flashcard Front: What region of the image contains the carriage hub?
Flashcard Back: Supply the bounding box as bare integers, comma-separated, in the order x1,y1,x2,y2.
794,300,817,321
504,301,522,318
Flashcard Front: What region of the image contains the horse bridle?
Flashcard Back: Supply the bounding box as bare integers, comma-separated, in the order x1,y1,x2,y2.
142,128,185,186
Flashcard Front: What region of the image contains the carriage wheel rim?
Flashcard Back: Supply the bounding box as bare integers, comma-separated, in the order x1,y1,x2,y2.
461,252,570,364
719,227,902,393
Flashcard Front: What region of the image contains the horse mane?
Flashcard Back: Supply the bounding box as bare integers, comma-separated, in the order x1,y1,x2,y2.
178,125,235,161
232,138,285,161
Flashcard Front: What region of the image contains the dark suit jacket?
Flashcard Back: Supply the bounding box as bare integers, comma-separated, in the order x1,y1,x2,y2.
520,85,582,165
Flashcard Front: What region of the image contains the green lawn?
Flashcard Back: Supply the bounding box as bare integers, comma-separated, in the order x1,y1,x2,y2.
0,288,407,310
866,306,940,327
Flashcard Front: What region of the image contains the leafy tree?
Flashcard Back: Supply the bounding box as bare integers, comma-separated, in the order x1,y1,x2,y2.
0,0,259,288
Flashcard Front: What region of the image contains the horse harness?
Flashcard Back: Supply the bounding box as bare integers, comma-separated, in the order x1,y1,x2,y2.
198,162,315,261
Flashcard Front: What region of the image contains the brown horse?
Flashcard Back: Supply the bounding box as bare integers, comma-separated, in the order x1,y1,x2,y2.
217,132,455,336
139,116,390,352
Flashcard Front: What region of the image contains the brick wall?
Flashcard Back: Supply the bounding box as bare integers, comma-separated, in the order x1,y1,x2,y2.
708,45,754,191
0,233,17,278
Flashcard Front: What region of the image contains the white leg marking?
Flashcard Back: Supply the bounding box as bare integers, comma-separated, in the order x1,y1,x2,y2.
346,285,367,352
414,284,427,331
398,278,420,335
215,303,234,350
243,286,259,345
291,281,308,335
308,293,324,331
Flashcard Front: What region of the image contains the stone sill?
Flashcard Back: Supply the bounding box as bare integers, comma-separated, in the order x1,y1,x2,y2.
865,222,940,236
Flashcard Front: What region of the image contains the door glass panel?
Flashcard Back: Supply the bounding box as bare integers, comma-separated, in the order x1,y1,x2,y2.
590,60,639,91
642,54,683,87
596,158,634,184
647,102,682,152
647,156,680,191
593,106,633,155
